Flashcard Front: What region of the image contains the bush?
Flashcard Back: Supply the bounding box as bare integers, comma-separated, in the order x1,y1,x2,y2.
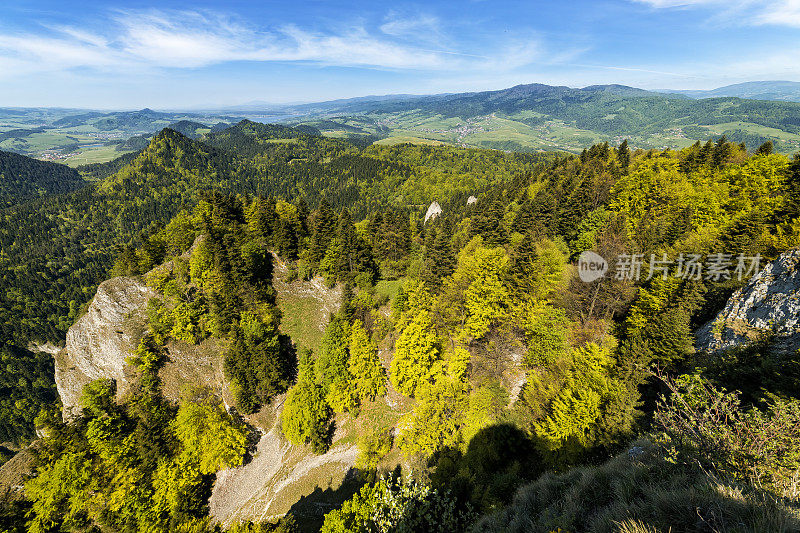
321,474,476,533
655,373,800,500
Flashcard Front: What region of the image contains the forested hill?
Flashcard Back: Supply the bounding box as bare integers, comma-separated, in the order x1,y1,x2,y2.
286,82,800,154
295,82,800,135
0,124,547,445
9,133,800,531
0,150,86,207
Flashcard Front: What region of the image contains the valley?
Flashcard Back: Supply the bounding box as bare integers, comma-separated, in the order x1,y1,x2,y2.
1,109,800,533
8,82,800,171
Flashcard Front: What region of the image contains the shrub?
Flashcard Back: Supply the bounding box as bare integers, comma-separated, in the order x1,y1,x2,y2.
655,373,800,500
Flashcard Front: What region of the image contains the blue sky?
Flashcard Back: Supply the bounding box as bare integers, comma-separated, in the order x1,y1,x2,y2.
2,0,800,109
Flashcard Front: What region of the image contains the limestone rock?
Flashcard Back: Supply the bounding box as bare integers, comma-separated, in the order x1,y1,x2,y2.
55,277,157,419
696,249,800,355
424,201,442,223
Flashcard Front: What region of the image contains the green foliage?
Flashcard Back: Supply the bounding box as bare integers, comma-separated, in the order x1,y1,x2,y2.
0,149,86,207
315,316,358,413
173,395,248,475
282,350,333,454
440,237,510,341
620,277,703,373
225,312,291,415
694,335,800,406
520,304,571,367
26,450,95,533
356,429,393,470
473,439,799,533
390,285,441,397
0,343,57,445
656,373,800,500
320,474,476,533
517,342,632,464
431,424,541,514
398,374,469,456
9,115,800,531
26,375,247,531
348,320,386,402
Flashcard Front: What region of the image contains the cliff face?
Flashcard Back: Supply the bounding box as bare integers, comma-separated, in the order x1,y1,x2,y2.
55,277,157,419
50,265,369,525
696,249,800,355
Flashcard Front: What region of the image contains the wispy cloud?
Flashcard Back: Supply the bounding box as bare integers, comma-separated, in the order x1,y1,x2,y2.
755,0,800,27
0,9,452,76
633,0,800,28
632,0,718,7
0,8,566,77
380,12,442,39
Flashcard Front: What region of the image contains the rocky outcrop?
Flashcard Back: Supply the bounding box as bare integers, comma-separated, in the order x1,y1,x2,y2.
424,201,442,224
696,249,800,355
55,277,157,419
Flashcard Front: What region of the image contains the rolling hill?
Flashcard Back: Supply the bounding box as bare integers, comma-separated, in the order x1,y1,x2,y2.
0,150,86,207
661,80,800,102
284,83,800,153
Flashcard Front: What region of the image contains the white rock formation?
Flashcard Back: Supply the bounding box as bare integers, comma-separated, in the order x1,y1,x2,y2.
55,277,157,419
467,195,478,205
696,249,800,354
424,201,442,223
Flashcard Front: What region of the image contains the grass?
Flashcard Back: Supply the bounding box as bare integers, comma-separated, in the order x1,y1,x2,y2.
64,145,133,166
374,279,404,302
472,440,800,533
278,293,330,354
374,135,449,146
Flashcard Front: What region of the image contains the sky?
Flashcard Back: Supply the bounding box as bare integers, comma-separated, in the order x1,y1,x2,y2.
2,0,800,109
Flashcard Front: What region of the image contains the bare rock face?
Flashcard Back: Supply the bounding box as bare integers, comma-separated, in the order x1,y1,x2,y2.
696,249,800,355
55,277,157,419
424,201,442,224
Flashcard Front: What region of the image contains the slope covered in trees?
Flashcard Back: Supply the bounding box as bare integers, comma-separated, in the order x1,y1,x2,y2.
0,123,549,445
3,126,800,531
0,150,86,207
286,83,800,153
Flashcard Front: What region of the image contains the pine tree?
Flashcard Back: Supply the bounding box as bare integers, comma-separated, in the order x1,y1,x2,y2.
756,140,774,156
390,307,440,397
617,139,630,169
310,198,337,266
348,320,386,401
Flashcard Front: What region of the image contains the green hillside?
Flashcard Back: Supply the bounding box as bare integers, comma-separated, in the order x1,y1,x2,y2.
0,123,549,446
0,150,86,207
290,83,800,153
6,134,800,532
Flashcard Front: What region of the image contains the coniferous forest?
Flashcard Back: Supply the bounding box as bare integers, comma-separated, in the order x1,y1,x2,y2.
1,117,800,532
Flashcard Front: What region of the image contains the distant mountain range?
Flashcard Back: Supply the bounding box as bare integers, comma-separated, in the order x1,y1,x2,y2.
6,81,800,163
269,82,800,154
658,81,800,102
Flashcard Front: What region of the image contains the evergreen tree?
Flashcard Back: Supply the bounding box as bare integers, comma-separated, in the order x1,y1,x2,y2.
310,198,337,266
348,320,386,402
617,139,630,169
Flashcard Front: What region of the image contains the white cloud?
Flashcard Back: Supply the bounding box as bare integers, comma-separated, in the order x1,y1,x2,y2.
0,9,457,75
756,0,800,27
380,13,441,38
0,9,570,79
633,0,719,6
633,0,800,28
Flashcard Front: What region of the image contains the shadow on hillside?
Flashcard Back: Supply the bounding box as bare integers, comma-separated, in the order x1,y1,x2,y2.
430,423,543,514
284,467,365,533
